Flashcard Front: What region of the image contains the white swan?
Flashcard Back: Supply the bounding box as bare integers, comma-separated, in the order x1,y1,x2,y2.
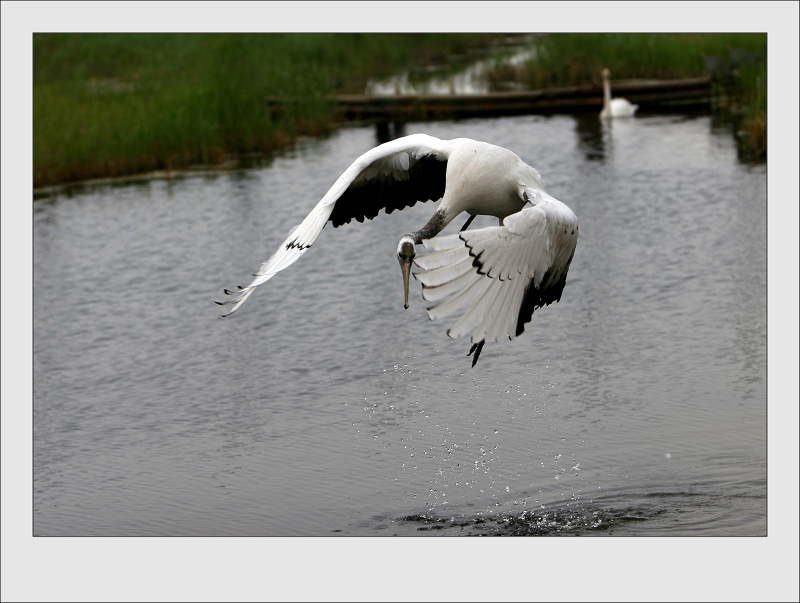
600,68,638,119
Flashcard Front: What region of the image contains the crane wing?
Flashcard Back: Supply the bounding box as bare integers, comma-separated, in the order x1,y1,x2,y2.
413,191,578,365
217,133,450,316
328,133,449,226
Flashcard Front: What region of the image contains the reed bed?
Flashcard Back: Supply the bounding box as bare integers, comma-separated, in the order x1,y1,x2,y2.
33,33,766,188
33,33,501,187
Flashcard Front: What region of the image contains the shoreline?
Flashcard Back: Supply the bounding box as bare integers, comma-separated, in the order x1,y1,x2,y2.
33,34,766,191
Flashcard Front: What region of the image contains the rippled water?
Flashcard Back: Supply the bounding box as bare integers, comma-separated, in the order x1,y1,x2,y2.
33,113,766,536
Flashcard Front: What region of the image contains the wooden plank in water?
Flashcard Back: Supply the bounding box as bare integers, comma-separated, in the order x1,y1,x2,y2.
330,78,713,122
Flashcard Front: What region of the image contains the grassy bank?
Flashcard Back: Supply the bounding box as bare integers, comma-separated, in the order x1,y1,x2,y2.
33,33,766,189
33,33,503,188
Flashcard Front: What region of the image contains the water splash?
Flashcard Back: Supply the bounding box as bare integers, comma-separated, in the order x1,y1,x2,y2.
400,504,661,535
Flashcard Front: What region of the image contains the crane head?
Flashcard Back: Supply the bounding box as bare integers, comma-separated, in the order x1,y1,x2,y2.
397,236,416,309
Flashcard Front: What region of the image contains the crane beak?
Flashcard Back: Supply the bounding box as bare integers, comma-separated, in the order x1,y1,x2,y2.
398,238,415,310
401,258,411,309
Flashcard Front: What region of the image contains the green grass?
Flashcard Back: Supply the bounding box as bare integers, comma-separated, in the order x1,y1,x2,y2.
34,33,766,188
33,33,502,187
491,33,765,85
730,61,767,158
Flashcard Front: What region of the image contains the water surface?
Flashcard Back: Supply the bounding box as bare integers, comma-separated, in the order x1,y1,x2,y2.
33,113,766,536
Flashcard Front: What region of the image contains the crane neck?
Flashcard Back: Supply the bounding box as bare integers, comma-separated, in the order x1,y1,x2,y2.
407,209,449,245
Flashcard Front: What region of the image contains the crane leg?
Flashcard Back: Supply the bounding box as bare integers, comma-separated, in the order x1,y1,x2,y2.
460,214,475,232
468,341,485,367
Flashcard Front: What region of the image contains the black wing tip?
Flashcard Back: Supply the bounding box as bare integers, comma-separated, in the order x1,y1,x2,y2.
467,341,485,367
222,287,247,295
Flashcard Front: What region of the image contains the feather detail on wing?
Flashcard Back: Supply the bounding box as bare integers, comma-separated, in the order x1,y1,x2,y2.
218,133,451,316
216,198,334,316
327,133,449,226
414,191,578,352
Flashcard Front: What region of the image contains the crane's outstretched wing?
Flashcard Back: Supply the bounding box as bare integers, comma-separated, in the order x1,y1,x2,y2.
217,133,450,316
413,191,578,366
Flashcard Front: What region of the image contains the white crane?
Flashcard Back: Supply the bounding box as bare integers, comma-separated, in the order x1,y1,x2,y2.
217,134,579,366
600,68,638,119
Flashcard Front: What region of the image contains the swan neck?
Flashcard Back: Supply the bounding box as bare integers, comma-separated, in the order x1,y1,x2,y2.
603,76,611,107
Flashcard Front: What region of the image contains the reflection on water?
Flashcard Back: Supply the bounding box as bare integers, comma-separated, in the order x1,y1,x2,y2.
573,114,608,162
374,121,408,145
33,112,765,536
365,41,538,96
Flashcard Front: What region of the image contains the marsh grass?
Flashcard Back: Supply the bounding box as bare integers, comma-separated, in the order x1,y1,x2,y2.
33,33,500,187
34,33,766,187
730,62,767,159
490,33,764,86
